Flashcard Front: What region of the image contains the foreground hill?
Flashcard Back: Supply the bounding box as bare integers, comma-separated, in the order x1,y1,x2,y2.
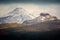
0,20,60,32
14,20,60,32
0,20,60,40
0,23,22,29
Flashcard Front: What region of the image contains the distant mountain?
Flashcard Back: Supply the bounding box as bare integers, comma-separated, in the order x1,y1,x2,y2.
23,16,42,24
0,8,33,24
23,13,59,25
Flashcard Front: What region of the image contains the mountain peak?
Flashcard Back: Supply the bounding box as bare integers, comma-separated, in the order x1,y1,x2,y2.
14,7,23,10
0,7,33,24
13,7,24,12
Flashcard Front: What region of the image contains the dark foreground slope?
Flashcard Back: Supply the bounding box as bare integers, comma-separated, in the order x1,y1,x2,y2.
0,29,60,40
0,20,60,40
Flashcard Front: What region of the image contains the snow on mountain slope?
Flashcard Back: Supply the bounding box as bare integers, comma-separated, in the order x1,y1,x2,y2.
0,8,34,24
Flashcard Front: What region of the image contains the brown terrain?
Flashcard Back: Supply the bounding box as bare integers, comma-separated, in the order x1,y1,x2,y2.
0,20,60,32
0,23,22,29
0,20,60,40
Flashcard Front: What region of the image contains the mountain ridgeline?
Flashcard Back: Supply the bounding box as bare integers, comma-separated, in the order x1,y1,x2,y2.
0,8,33,24
0,8,60,32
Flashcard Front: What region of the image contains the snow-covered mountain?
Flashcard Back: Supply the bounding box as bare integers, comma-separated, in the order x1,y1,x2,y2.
23,13,58,25
23,16,42,24
0,8,34,24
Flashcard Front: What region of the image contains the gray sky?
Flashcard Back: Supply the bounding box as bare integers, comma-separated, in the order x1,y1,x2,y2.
0,0,60,3
0,0,60,19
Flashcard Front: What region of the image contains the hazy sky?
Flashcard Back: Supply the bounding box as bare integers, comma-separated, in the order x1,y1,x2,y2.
0,0,60,19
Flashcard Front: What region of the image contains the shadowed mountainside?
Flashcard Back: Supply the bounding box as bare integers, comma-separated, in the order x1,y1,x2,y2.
0,20,60,32
0,20,60,40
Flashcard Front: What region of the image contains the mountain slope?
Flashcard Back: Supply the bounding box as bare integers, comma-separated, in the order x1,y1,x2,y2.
23,16,42,24
23,13,59,25
0,8,33,24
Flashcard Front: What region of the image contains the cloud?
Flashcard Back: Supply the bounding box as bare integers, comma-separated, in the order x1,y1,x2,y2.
0,3,60,19
0,0,60,4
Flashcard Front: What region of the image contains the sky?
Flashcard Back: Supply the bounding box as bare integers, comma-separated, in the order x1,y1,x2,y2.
0,0,60,19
